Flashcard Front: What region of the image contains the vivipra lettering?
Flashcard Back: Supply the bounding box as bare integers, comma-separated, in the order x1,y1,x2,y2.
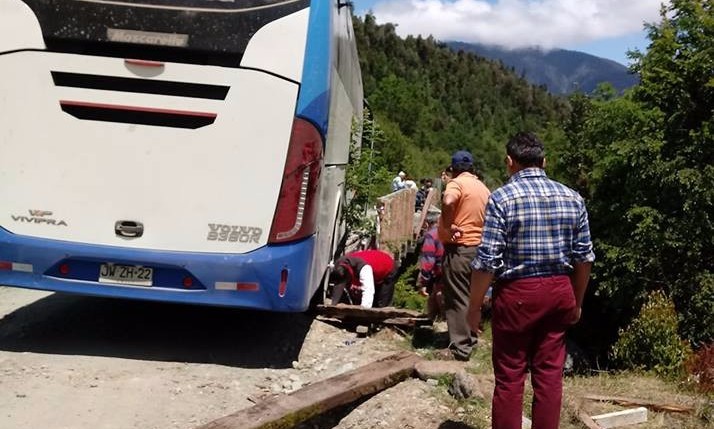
207,224,263,243
11,210,68,227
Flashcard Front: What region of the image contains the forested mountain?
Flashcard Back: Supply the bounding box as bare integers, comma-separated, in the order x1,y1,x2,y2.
356,0,712,366
354,14,569,188
448,42,639,95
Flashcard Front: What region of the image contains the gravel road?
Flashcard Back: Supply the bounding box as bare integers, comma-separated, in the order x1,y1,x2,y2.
0,286,459,429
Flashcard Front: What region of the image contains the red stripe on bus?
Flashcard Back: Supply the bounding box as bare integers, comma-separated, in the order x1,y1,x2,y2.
124,59,165,68
59,100,217,118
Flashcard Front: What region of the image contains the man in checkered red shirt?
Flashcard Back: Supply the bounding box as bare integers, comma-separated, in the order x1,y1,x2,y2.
468,132,595,429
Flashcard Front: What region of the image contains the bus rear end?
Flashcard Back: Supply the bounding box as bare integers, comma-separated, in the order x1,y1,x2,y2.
0,0,342,311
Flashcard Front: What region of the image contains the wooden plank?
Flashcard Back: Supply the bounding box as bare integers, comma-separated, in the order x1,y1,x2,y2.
582,394,694,413
413,187,440,235
316,304,426,320
522,415,532,429
377,188,417,251
592,407,648,428
579,410,605,429
195,351,421,429
381,317,433,328
565,399,603,429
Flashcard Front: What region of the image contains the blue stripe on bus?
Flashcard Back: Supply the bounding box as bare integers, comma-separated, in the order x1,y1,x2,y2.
0,227,315,312
296,0,332,136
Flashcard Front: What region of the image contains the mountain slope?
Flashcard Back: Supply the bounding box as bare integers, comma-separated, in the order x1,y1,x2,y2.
354,16,569,186
448,42,639,94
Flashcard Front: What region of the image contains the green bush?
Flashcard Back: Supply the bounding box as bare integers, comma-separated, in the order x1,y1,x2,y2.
392,263,426,312
611,291,692,377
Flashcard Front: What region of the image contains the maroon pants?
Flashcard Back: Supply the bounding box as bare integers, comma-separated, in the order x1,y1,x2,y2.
491,275,576,429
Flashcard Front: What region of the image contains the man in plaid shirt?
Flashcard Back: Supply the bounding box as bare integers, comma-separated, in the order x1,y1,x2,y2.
468,132,595,429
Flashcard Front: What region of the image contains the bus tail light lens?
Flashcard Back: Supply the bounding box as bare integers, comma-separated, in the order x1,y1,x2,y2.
268,118,323,243
59,264,70,275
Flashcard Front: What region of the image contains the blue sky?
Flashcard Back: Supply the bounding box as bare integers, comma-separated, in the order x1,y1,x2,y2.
355,0,664,65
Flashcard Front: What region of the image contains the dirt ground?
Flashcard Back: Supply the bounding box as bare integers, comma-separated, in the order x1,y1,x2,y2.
0,286,460,429
2,286,708,429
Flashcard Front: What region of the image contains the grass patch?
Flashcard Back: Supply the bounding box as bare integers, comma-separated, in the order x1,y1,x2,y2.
564,372,713,429
414,321,713,429
466,320,493,375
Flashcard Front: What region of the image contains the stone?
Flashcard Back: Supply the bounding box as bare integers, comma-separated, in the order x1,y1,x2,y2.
448,371,483,400
356,325,370,337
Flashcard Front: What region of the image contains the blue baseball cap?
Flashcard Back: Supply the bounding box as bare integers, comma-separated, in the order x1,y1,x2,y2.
451,150,474,167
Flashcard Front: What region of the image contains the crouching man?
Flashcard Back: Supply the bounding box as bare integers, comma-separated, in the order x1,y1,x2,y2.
330,250,397,308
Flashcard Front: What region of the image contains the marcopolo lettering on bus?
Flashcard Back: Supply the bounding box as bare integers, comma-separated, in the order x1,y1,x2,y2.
107,28,189,47
207,224,262,243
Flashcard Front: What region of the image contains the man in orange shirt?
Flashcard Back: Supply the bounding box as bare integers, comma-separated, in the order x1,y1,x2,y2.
438,150,490,360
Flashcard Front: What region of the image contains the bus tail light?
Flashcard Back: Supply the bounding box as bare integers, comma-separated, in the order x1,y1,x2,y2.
268,118,323,243
59,263,70,275
278,268,288,297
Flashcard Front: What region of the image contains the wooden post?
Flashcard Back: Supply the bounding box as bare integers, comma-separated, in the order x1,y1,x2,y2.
316,304,426,320
195,351,422,429
591,407,648,428
582,394,694,413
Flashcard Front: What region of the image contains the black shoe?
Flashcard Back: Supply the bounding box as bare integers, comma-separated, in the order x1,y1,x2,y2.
433,348,470,362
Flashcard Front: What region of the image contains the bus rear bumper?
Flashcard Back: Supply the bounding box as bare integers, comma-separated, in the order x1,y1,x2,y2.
0,229,316,312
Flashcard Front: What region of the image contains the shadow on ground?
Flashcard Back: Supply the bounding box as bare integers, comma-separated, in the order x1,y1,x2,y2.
295,395,375,429
0,293,313,369
438,421,478,429
412,325,450,350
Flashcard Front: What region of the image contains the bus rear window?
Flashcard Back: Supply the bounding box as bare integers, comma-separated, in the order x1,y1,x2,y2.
79,0,303,11
20,0,309,66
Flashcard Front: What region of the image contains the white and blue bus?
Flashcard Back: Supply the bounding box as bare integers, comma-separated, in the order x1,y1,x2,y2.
0,0,363,311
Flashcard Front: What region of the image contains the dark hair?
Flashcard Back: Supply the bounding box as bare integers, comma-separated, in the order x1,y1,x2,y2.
329,261,350,285
507,132,545,168
452,163,474,175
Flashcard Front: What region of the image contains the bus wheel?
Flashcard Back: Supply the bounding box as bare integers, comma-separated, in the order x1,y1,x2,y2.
307,270,329,313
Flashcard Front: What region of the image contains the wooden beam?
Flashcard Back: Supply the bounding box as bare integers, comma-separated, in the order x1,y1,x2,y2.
592,407,648,428
194,351,421,429
578,410,604,429
316,304,426,320
582,394,695,413
413,187,439,235
565,399,603,429
382,317,433,328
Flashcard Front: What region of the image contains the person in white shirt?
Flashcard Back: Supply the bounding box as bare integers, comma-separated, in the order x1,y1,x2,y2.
329,250,397,308
391,171,406,192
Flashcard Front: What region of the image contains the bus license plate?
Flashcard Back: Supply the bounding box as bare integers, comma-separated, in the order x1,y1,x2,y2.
98,264,153,286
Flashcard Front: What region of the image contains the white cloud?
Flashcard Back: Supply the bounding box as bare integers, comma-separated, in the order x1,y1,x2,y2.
370,0,666,49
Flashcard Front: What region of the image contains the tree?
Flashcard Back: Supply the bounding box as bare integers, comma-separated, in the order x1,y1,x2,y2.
555,0,713,350
344,107,391,235
625,0,713,344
